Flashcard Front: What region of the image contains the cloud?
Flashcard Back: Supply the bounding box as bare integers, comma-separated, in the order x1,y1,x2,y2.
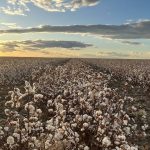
0,22,22,29
0,0,100,15
97,51,129,58
121,41,141,45
1,20,150,39
0,40,92,52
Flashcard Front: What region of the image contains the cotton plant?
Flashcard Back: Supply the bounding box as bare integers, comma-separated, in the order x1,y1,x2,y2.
0,81,45,149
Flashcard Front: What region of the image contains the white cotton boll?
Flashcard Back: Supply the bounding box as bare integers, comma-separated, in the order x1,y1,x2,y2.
54,132,63,141
31,136,36,141
123,120,128,126
56,103,63,111
29,117,38,121
75,132,79,138
5,100,14,107
75,138,79,143
70,108,74,112
78,117,82,122
130,146,138,150
45,140,52,149
79,98,85,103
100,102,107,107
114,140,120,146
84,146,89,150
7,136,15,145
29,105,35,114
46,125,55,131
115,146,121,150
124,127,130,135
13,133,20,141
60,110,66,116
71,123,77,128
16,102,21,108
0,130,4,135
47,100,53,106
29,142,34,148
47,134,53,141
48,109,53,113
102,137,111,147
141,124,149,131
34,140,41,148
4,127,9,131
83,114,88,120
95,110,102,116
34,94,43,102
132,124,137,130
131,106,137,111
4,109,10,115
36,109,42,114
98,127,105,134
81,128,85,131
118,134,126,141
83,123,89,128
63,89,69,96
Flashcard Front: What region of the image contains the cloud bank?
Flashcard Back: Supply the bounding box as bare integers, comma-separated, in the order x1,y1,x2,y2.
1,21,150,39
0,0,100,15
0,40,92,52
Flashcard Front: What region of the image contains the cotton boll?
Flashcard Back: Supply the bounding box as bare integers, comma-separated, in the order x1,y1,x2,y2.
71,123,77,128
114,140,120,146
131,106,137,111
54,132,63,141
95,110,102,116
123,120,128,126
47,100,53,107
4,109,10,115
46,125,55,131
124,127,131,135
4,127,9,132
70,108,74,113
118,134,126,141
34,94,43,102
13,133,20,141
75,137,79,143
132,124,137,130
102,137,111,147
84,146,89,150
34,140,41,148
7,136,15,145
130,146,138,150
36,109,42,114
45,140,52,149
141,124,149,131
83,123,89,128
83,114,88,120
0,130,4,136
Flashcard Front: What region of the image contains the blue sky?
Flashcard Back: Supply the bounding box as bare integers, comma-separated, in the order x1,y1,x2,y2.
0,0,150,58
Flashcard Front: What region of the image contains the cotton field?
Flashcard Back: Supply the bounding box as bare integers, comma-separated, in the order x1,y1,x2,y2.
0,58,149,150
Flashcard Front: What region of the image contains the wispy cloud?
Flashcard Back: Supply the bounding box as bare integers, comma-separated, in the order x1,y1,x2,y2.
0,0,100,15
0,22,22,29
97,51,129,58
121,41,141,45
1,20,150,39
0,40,92,52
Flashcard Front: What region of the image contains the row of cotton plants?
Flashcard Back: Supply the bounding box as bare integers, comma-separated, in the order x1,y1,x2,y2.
0,60,148,150
0,58,67,86
84,59,150,88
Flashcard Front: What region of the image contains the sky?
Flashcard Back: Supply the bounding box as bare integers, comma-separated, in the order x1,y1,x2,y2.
0,0,150,58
